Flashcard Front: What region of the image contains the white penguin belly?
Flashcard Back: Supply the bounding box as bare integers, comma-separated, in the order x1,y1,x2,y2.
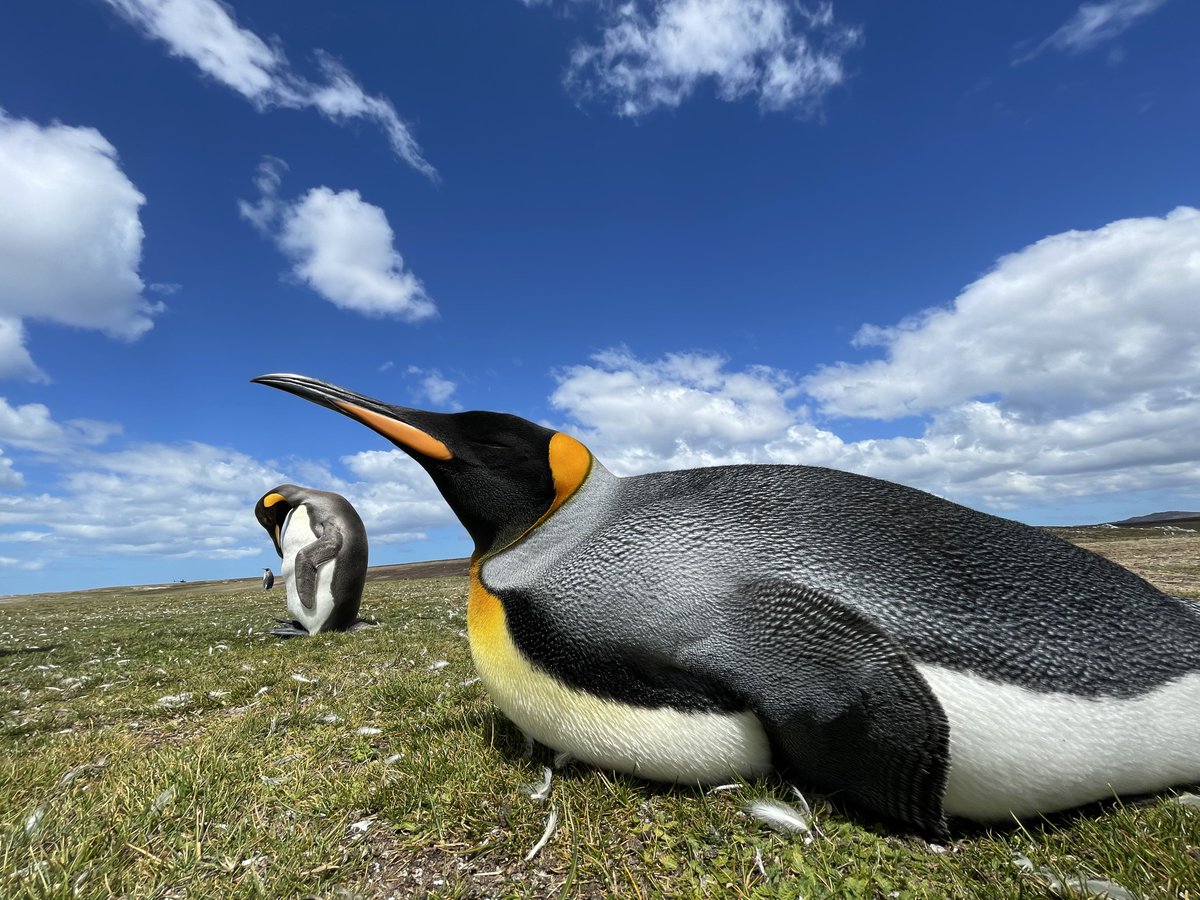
468,579,771,783
279,506,337,633
919,663,1200,821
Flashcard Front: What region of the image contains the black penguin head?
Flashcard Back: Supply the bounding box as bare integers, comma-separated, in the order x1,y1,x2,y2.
251,374,593,557
255,483,303,557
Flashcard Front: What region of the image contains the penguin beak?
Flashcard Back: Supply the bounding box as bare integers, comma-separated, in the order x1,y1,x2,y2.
252,373,454,461
255,490,290,556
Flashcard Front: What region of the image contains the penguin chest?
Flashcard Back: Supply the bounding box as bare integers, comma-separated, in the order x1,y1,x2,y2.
467,570,772,783
279,506,338,632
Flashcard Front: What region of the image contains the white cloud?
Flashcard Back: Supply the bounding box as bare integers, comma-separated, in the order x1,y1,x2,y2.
0,111,160,380
0,449,20,489
551,348,800,464
99,0,436,178
549,209,1200,516
0,318,40,382
563,0,861,116
803,207,1200,420
240,158,436,321
1015,0,1168,63
405,366,458,407
0,397,452,576
0,396,122,453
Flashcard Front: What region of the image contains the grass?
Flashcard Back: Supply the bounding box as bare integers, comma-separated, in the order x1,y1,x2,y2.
2,530,1200,898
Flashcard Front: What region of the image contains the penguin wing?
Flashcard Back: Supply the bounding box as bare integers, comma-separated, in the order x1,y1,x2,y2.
679,579,950,835
293,523,344,611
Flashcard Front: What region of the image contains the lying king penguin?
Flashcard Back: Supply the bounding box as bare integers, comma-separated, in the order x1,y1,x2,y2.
253,372,1200,835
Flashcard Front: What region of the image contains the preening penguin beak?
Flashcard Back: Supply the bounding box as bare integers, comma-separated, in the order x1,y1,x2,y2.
251,373,453,461
254,489,291,557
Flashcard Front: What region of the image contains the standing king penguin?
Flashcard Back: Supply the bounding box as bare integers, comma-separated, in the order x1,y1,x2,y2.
254,484,369,637
253,373,1200,835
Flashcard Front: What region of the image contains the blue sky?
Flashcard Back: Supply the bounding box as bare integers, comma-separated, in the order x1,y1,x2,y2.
1,0,1198,595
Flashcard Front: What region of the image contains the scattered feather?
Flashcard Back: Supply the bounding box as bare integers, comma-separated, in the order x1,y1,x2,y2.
459,677,480,687
524,807,559,862
1171,792,1200,809
1012,855,1136,899
789,785,813,818
384,754,404,765
524,766,553,801
754,847,767,878
260,774,287,786
24,805,46,835
745,798,810,834
707,783,742,794
290,673,315,684
207,690,230,699
156,692,193,707
553,750,572,769
151,786,176,813
356,726,382,736
317,714,341,724
427,659,449,672
928,843,947,854
254,686,270,697
349,818,373,834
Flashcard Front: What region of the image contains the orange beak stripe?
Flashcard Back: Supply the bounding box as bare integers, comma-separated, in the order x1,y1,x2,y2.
336,401,454,461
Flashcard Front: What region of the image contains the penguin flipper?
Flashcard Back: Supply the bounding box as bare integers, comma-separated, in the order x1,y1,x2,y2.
683,580,950,835
293,525,344,611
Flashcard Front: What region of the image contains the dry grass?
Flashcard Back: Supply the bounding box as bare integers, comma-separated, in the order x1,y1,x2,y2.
2,532,1199,898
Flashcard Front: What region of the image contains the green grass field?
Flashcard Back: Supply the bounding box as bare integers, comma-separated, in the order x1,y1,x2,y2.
3,530,1200,898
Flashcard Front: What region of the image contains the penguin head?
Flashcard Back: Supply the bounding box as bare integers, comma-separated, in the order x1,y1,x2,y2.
255,483,304,557
251,373,592,557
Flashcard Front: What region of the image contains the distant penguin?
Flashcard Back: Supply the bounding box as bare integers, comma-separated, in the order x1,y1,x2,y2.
262,568,275,591
254,483,369,637
253,373,1200,835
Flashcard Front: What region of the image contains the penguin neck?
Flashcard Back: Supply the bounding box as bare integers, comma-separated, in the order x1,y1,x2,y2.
476,456,620,573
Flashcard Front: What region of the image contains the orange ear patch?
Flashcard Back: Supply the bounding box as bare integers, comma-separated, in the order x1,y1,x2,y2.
546,432,592,516
261,492,288,508
335,401,453,460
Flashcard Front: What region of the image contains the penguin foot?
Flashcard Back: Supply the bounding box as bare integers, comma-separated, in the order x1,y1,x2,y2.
269,619,310,638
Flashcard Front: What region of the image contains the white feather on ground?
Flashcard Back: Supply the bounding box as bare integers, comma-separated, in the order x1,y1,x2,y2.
525,807,559,862
523,766,553,801
745,798,810,834
1012,855,1136,899
706,783,742,794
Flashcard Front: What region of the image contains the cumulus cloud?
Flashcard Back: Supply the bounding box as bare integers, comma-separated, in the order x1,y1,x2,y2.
561,0,862,116
0,449,20,489
0,111,160,380
405,366,458,408
240,158,436,321
99,0,436,178
550,209,1200,515
0,397,452,579
1015,0,1169,64
0,396,122,454
803,207,1200,420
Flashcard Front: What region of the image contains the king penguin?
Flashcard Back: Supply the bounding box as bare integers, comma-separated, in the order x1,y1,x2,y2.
254,483,369,637
253,373,1200,835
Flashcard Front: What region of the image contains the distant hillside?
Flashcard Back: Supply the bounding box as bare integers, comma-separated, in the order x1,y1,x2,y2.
1108,511,1200,527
